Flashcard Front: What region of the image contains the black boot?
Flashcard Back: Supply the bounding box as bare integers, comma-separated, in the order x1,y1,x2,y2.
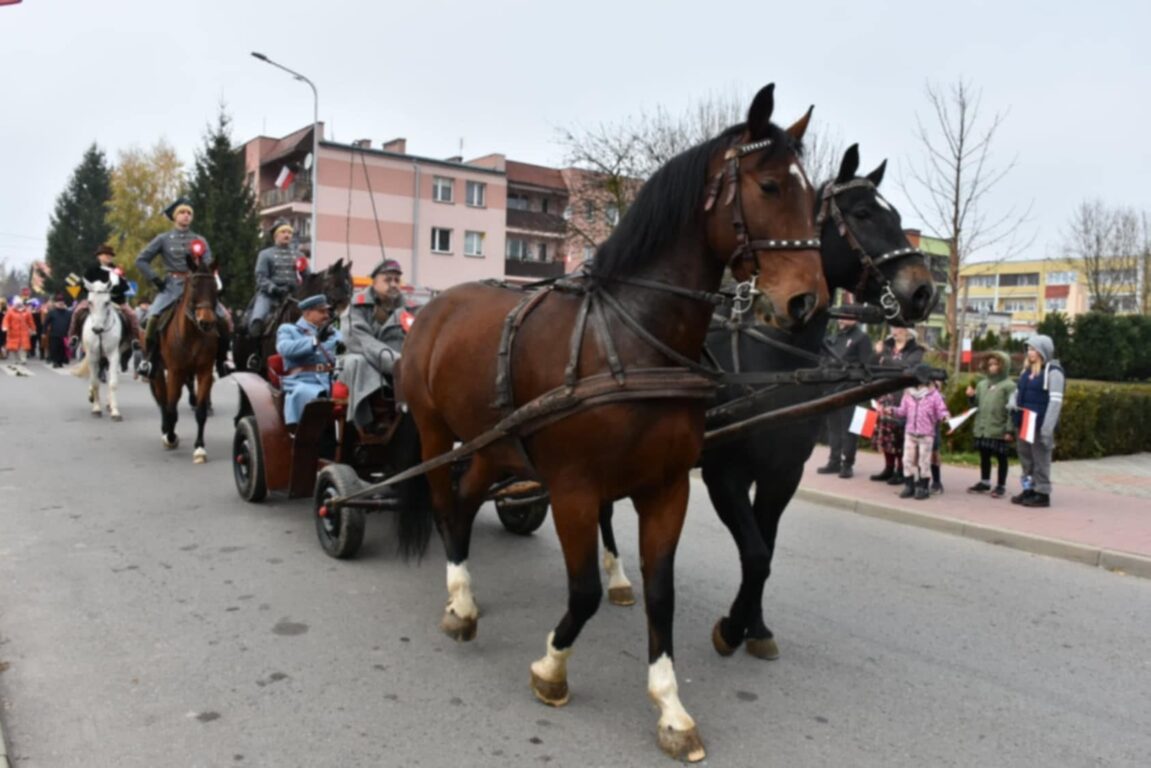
1010,489,1036,505
816,461,842,475
898,478,916,499
137,317,158,377
930,464,943,494
914,479,930,500
249,317,265,339
886,469,906,486
216,322,233,378
870,466,894,482
1021,492,1050,508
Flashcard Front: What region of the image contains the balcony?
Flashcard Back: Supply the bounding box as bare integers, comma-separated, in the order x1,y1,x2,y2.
505,259,565,280
260,180,311,209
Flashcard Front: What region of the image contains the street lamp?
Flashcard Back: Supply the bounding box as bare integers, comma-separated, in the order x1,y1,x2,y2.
251,51,319,265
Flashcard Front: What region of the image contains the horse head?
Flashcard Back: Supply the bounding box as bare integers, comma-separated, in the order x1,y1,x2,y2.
816,145,937,325
703,84,827,330
83,279,114,334
323,258,354,316
184,250,218,333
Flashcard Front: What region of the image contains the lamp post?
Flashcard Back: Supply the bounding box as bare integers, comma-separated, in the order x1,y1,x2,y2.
251,51,319,265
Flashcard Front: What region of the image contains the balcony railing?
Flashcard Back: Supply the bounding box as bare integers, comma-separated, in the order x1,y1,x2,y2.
260,180,311,208
505,259,565,280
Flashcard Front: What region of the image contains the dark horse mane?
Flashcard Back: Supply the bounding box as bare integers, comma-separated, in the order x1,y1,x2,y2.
589,122,804,280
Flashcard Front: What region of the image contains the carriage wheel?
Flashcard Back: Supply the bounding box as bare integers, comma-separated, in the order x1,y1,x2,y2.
232,416,267,502
495,497,549,536
314,464,367,559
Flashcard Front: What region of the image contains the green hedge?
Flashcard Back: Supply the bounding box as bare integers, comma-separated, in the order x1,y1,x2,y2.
941,376,1151,460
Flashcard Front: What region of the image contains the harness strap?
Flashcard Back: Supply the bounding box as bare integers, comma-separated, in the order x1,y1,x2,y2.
286,363,334,376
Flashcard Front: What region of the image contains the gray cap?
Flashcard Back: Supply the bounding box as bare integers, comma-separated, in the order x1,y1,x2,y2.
1025,333,1054,361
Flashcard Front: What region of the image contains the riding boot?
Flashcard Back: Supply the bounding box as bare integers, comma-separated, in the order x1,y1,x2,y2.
137,317,158,377
250,317,265,339
216,320,233,378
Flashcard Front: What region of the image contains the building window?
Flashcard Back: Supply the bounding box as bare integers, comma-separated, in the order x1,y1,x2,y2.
999,272,1040,287
538,243,548,262
508,193,530,211
506,238,527,260
966,298,994,313
433,176,454,203
1046,270,1077,286
541,198,550,214
464,231,485,257
582,245,595,262
1001,298,1036,313
1100,268,1137,285
1115,295,1139,312
466,181,486,208
605,204,620,226
1045,297,1068,312
584,201,596,222
431,227,452,253
967,275,996,288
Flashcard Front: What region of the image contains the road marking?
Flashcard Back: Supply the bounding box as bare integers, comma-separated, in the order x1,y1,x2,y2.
3,364,35,377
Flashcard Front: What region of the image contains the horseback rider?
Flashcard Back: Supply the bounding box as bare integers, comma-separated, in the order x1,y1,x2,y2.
248,218,310,338
339,258,408,429
276,294,342,427
67,245,141,363
135,197,232,379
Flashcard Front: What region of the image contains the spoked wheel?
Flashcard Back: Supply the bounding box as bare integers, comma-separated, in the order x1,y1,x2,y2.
233,416,267,502
315,463,367,559
495,496,549,536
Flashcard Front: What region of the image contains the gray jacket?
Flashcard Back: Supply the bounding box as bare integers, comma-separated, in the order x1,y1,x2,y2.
345,288,405,373
136,228,213,284
255,245,307,296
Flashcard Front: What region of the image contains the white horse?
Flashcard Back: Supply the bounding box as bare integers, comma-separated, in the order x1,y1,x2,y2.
72,279,123,421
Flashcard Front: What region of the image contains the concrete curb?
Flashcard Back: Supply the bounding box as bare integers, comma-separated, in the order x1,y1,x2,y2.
795,487,1151,580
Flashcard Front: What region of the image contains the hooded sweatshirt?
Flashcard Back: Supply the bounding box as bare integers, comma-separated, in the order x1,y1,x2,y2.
970,351,1016,439
1012,333,1065,440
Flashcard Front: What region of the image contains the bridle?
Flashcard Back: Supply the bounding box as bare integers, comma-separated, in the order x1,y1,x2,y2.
88,287,113,335
816,178,924,322
184,271,219,331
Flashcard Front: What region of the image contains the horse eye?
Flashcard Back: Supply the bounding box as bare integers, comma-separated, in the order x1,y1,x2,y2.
851,207,872,220
759,180,781,195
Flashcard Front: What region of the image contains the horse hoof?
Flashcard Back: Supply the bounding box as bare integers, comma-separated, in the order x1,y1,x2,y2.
162,436,179,450
711,619,739,657
530,671,570,707
658,724,706,763
608,585,636,606
193,448,207,464
439,611,477,642
746,636,780,660
91,410,102,418
111,413,123,422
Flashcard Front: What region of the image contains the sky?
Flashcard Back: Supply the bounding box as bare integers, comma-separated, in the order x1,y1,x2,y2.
1,0,1149,272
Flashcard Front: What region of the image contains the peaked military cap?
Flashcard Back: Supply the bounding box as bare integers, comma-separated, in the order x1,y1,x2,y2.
298,294,330,311
95,244,116,257
371,258,403,277
163,196,195,220
272,218,294,236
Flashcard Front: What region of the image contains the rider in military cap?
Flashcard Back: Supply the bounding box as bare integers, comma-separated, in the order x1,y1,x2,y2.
135,197,233,378
248,218,310,338
67,245,141,362
338,258,407,429
276,294,342,427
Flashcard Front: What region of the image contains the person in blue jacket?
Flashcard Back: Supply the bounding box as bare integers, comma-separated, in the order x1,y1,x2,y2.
1009,334,1065,508
275,294,341,427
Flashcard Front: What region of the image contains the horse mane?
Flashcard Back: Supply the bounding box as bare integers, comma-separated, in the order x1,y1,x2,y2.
588,122,803,280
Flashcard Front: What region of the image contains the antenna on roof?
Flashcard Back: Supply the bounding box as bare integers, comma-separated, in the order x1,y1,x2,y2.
459,137,464,157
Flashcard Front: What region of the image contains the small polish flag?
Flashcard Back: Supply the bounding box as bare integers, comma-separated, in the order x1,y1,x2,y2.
1019,408,1038,443
848,406,878,438
275,164,297,190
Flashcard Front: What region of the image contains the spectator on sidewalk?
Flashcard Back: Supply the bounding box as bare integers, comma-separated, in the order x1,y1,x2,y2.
871,327,925,487
816,315,875,479
45,294,72,368
1010,335,1064,508
966,351,1017,498
2,297,36,364
887,379,951,500
0,297,8,359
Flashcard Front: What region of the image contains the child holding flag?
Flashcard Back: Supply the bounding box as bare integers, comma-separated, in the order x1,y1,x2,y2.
966,351,1017,498
1010,335,1065,508
887,381,951,500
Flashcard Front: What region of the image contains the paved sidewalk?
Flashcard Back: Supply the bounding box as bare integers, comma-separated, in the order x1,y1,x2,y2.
797,449,1151,579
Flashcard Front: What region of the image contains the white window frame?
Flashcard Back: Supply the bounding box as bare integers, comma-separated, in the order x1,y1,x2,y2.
466,181,486,208
506,238,527,260
433,176,454,204
1046,270,1077,286
431,227,452,254
464,231,485,257
1044,297,1068,312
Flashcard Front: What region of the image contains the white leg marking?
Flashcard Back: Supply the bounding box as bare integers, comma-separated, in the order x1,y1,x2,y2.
530,630,572,684
789,162,810,191
603,550,633,591
648,654,696,733
446,562,478,621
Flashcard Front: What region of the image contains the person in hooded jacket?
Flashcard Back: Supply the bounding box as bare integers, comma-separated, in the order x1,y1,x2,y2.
1009,334,1064,508
870,327,925,486
965,351,1017,498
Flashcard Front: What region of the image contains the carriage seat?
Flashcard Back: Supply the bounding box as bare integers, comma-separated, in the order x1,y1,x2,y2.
267,354,285,390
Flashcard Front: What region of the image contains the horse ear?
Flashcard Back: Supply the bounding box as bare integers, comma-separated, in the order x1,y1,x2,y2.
785,105,815,143
837,144,860,183
746,83,776,141
866,159,888,187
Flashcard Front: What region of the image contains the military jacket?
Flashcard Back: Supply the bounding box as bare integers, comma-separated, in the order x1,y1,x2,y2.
255,245,307,296
346,288,406,371
136,228,214,284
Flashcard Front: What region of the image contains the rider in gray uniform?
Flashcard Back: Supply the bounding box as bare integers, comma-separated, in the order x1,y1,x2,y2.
339,259,407,429
135,197,232,378
249,218,309,337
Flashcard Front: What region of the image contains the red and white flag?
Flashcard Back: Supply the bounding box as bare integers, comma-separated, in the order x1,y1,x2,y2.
848,406,878,438
1019,408,1038,443
275,164,297,190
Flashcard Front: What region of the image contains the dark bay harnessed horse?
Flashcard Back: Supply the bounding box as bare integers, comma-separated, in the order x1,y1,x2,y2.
233,258,354,374
149,250,219,463
394,84,827,762
598,144,938,662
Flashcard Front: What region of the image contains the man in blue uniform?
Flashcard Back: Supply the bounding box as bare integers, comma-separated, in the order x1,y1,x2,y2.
276,294,342,427
135,197,232,378
249,218,309,337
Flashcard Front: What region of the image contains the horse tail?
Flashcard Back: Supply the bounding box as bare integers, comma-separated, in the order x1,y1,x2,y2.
393,411,435,561
72,355,90,378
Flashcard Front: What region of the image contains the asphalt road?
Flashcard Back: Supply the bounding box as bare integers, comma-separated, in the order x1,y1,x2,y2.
2,360,1150,767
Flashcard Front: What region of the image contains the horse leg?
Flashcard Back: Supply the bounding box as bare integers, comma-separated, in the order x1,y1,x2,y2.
701,461,768,658
598,502,636,606
631,476,705,763
161,369,182,449
106,339,122,421
530,488,603,708
87,341,102,417
192,368,213,464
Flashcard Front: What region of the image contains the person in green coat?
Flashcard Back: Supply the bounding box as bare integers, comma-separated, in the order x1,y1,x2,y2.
965,351,1017,498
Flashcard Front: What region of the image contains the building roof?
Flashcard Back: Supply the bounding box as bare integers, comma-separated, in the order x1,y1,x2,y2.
260,124,316,166
507,160,567,192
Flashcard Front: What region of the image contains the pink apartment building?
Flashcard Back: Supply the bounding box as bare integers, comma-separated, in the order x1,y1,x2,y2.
242,127,610,290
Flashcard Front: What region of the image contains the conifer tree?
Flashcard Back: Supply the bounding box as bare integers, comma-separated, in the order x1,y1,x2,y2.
44,144,113,293
187,108,261,309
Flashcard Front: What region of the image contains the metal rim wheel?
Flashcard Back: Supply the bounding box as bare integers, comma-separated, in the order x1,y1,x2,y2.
314,463,367,559
233,416,267,502
495,497,549,536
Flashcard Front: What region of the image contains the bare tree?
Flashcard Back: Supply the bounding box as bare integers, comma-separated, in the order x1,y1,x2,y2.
1063,200,1145,313
902,80,1033,372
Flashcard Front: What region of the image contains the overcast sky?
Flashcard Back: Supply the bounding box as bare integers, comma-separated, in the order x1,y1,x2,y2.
1,0,1148,272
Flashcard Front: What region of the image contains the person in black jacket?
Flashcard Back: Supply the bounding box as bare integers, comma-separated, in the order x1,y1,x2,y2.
817,316,876,478
45,294,72,367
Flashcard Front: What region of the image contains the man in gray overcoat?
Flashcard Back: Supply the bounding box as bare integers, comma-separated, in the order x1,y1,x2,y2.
249,219,309,337
339,259,407,429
